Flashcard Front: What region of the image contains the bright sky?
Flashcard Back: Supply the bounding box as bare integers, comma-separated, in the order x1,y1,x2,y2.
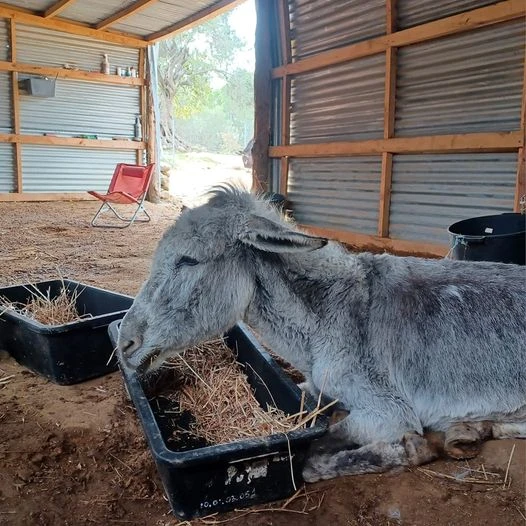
229,0,256,71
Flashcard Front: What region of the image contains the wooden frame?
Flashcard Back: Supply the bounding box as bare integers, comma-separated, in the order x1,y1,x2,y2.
147,0,245,43
0,134,145,150
96,0,158,31
44,0,77,19
0,193,96,202
265,0,526,254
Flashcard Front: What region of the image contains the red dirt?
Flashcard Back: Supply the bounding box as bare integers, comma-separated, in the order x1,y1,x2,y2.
0,200,524,526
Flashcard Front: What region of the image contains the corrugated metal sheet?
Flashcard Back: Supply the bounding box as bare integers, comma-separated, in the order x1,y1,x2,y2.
289,0,385,60
16,24,138,73
0,1,53,11
0,143,15,193
397,0,499,30
111,0,224,37
288,157,382,234
20,79,139,137
395,20,524,137
0,18,9,61
290,53,385,143
21,146,136,192
389,153,517,244
60,0,137,26
0,72,12,133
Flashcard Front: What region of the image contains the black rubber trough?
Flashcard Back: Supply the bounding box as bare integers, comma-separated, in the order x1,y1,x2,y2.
0,280,133,385
108,320,328,520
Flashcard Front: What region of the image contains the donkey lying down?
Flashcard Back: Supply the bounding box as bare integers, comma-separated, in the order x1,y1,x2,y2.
118,187,526,481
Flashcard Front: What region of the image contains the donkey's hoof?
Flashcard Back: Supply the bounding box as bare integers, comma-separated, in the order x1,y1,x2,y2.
403,433,438,466
444,423,484,460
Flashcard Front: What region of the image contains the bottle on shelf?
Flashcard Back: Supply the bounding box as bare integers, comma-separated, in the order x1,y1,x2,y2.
101,54,110,75
134,115,142,141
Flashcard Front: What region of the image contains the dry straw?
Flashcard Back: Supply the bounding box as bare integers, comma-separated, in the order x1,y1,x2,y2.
0,280,90,325
159,339,336,446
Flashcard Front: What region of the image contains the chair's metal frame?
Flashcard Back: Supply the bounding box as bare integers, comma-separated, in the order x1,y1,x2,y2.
90,196,151,228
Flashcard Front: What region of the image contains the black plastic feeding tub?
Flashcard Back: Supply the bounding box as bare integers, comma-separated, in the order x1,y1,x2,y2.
0,280,133,384
108,320,328,520
448,213,526,265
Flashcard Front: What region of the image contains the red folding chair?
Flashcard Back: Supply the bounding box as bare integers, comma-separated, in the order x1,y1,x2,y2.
88,163,155,228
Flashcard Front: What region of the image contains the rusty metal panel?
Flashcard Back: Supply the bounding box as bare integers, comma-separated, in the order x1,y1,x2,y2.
0,143,15,193
397,0,499,29
0,72,12,133
19,78,139,138
290,53,385,143
21,145,136,192
289,0,385,60
16,24,139,73
395,20,524,137
389,153,517,244
112,0,224,37
288,157,382,234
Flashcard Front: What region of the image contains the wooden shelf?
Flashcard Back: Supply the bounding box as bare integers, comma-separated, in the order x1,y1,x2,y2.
0,61,144,86
0,134,145,150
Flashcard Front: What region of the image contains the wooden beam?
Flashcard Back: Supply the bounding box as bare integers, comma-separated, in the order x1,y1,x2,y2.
0,134,145,150
252,0,273,192
137,47,146,166
272,0,525,78
0,192,96,202
378,0,397,237
44,0,76,18
0,4,148,48
301,224,448,258
279,76,291,196
147,0,244,43
269,132,523,157
96,0,158,30
277,0,291,65
0,61,144,85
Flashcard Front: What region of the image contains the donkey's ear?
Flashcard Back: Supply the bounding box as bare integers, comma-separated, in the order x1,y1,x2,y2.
240,215,327,253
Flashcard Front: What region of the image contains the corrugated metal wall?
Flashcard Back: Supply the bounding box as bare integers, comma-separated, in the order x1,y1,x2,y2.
0,144,15,193
60,0,137,27
397,0,499,29
288,157,382,234
395,20,524,136
0,72,12,133
289,0,385,60
21,146,137,192
290,53,385,143
19,79,139,138
389,153,517,243
16,24,139,73
0,18,9,61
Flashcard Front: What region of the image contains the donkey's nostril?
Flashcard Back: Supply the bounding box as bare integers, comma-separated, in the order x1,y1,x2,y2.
119,336,142,355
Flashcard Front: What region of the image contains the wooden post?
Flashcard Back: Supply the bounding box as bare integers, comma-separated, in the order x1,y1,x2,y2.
10,20,22,194
137,47,146,166
378,0,397,237
252,0,273,192
145,50,160,203
514,44,526,212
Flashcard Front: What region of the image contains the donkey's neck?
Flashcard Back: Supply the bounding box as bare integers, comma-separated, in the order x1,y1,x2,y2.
245,252,332,376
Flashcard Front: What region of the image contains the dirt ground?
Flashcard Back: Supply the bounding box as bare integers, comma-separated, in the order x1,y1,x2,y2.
0,200,524,526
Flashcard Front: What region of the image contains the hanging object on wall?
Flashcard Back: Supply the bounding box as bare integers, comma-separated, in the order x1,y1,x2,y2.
18,76,57,98
101,53,110,74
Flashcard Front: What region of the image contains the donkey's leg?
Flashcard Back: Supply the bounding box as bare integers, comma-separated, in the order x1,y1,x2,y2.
492,422,526,439
444,422,493,460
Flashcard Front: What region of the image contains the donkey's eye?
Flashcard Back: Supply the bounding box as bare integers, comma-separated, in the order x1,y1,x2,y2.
178,256,199,267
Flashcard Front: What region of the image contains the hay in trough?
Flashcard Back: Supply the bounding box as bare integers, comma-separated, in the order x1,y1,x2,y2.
0,283,90,325
158,339,336,446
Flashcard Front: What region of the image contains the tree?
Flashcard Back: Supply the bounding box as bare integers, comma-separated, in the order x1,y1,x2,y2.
156,14,244,149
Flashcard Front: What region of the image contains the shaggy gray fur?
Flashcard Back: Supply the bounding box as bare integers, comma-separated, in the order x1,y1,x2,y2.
118,187,526,481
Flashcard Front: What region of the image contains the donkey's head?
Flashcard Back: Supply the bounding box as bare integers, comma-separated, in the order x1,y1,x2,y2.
117,186,326,373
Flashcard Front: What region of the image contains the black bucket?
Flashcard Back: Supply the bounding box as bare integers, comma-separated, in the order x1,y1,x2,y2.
447,213,526,265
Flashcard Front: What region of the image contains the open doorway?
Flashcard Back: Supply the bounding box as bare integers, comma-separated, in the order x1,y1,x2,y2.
157,0,256,201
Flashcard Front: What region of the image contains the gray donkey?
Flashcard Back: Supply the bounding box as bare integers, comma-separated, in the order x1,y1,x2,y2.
118,186,526,481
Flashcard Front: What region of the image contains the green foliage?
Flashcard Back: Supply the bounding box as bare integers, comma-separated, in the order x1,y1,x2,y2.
157,7,254,153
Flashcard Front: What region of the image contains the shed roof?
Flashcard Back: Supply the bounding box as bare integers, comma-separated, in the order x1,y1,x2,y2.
0,0,243,46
